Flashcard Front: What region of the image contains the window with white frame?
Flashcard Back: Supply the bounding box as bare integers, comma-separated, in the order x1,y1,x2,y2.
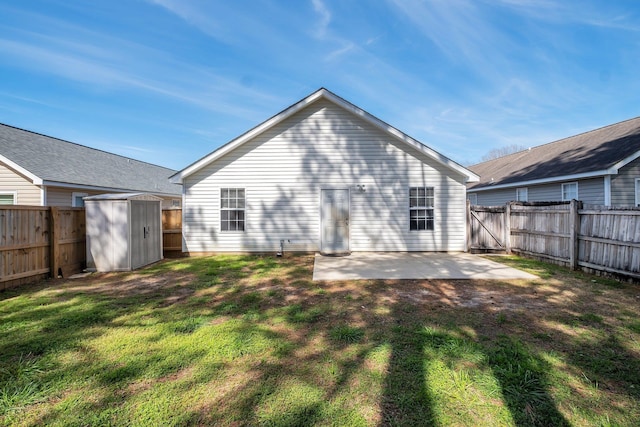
516,187,528,202
635,178,640,207
72,192,88,207
561,182,578,201
221,188,245,231
409,187,434,231
0,191,17,205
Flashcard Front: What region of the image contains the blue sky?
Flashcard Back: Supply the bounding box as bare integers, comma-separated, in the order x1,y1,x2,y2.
1,1,639,170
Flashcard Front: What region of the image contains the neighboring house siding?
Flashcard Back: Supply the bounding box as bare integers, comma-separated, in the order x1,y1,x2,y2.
611,157,640,206
472,177,605,205
183,100,467,253
46,187,103,206
0,161,41,205
475,188,515,206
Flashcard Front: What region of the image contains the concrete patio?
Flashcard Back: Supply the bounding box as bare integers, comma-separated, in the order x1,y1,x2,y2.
312,252,538,281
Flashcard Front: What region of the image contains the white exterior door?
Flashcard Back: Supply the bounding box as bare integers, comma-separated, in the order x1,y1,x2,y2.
321,189,350,254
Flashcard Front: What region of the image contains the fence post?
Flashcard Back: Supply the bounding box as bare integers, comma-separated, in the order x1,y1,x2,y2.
465,199,471,252
504,202,512,254
49,206,60,279
569,199,581,270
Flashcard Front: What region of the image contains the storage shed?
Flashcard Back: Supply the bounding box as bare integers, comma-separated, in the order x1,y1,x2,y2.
85,193,162,272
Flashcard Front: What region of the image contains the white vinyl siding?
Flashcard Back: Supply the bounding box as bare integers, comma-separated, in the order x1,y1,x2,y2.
562,182,578,201
183,99,468,253
0,161,41,205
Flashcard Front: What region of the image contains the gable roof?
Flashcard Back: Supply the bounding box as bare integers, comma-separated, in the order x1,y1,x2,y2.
0,123,181,195
468,116,640,191
170,88,478,184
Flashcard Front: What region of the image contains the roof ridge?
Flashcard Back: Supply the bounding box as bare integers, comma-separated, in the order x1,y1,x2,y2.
0,122,176,172
470,115,640,167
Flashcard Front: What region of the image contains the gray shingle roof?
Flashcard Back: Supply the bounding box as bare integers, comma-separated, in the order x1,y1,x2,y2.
468,117,640,190
0,123,181,195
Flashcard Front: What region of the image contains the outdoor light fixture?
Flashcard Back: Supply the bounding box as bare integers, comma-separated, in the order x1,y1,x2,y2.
356,184,366,193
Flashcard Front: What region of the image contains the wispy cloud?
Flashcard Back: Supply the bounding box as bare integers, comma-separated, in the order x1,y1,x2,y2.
312,0,332,38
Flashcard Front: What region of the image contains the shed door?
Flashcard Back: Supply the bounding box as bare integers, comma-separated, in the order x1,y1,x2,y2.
131,201,161,269
321,189,350,254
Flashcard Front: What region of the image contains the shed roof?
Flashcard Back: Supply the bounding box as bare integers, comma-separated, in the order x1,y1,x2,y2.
0,123,181,195
468,116,640,191
170,88,478,184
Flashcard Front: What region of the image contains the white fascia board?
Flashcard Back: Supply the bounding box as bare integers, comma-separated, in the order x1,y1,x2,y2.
468,169,613,192
170,88,479,183
42,180,180,196
0,154,43,185
609,149,640,172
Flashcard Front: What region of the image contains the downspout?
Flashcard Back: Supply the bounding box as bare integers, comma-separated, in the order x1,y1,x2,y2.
604,175,611,206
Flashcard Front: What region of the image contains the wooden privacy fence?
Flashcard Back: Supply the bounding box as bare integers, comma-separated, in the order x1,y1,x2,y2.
162,208,183,256
1,207,184,290
468,201,640,280
0,206,85,290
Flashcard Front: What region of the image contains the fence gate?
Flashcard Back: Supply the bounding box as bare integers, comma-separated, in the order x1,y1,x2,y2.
468,204,506,251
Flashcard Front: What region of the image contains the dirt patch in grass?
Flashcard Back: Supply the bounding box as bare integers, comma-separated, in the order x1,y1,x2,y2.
2,254,639,426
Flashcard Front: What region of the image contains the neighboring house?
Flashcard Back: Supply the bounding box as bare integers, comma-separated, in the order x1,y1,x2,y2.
0,123,181,207
467,117,640,207
170,88,479,254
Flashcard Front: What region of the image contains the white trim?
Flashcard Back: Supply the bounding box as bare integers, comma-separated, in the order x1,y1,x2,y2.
516,187,528,202
0,154,43,185
170,88,479,184
42,181,179,196
610,150,640,172
0,190,18,205
604,176,611,206
40,186,46,206
635,178,640,207
72,192,89,207
561,182,578,201
409,186,436,232
468,170,611,193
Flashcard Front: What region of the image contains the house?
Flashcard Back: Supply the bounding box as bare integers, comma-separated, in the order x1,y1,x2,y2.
170,88,479,254
467,117,640,207
0,123,182,207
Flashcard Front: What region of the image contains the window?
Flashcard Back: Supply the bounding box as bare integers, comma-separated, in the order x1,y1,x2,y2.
635,178,640,207
467,193,477,205
516,187,528,202
409,187,434,231
171,199,180,207
0,191,16,205
221,188,245,231
72,192,88,207
561,182,578,201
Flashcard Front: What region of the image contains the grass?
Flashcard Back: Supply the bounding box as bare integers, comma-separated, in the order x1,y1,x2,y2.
1,254,639,426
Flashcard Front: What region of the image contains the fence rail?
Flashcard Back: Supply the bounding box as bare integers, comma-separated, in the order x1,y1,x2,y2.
1,206,184,290
468,201,640,280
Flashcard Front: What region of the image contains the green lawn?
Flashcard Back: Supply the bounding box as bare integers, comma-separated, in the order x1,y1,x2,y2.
1,254,639,426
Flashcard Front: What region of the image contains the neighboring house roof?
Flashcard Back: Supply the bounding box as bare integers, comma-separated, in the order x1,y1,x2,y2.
0,123,181,195
468,116,640,191
170,88,478,184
